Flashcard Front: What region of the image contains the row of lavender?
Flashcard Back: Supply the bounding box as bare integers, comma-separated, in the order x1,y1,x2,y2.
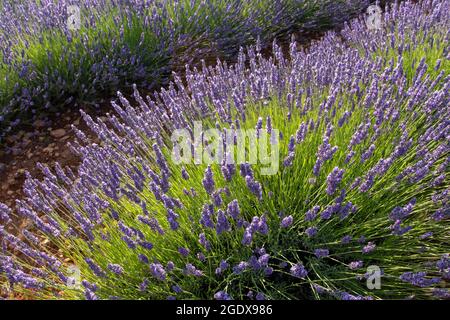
0,0,376,138
0,0,449,299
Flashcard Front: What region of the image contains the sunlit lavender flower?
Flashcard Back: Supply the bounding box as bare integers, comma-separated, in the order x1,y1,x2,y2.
178,247,190,257
107,263,124,275
199,233,211,251
326,167,344,196
85,258,106,278
202,166,215,195
305,206,320,221
149,263,166,281
281,215,293,228
216,209,230,235
227,199,240,220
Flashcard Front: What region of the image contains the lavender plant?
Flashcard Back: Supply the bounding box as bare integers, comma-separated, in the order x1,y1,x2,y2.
0,0,374,138
0,0,449,300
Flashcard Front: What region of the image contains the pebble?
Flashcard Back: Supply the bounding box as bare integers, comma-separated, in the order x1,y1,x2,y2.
33,119,46,128
50,129,67,139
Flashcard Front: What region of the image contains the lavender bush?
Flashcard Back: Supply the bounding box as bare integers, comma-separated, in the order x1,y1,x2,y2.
0,0,449,300
0,0,374,138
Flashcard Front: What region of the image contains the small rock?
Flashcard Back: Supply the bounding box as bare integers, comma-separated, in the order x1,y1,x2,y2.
50,129,66,139
33,119,46,128
6,190,13,196
73,118,81,126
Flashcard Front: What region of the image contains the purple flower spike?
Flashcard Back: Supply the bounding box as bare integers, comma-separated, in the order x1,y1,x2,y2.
149,263,166,281
314,248,329,258
326,167,345,196
202,166,215,195
281,215,293,228
214,291,232,300
290,264,308,278
362,242,376,254
107,263,124,276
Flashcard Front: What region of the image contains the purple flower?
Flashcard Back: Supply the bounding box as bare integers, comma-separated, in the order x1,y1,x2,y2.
212,191,223,207
400,272,441,287
85,288,99,300
362,242,376,254
314,249,329,258
348,261,363,270
389,198,416,221
433,288,450,299
184,263,203,277
216,209,230,235
215,260,229,275
341,235,352,244
166,261,175,272
85,258,106,278
226,200,240,220
305,206,320,221
107,263,124,275
281,215,293,228
200,204,214,229
390,220,412,236
0,203,12,223
139,241,154,251
436,254,449,272
305,226,318,237
326,167,345,196
178,247,190,257
181,167,189,180
139,279,149,292
290,263,308,278
197,252,206,262
233,261,248,275
138,254,149,264
255,292,265,300
149,263,166,281
214,291,232,300
198,233,211,251
167,209,179,231
419,232,433,239
121,235,137,249
202,166,215,195
245,175,263,200
172,285,183,293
